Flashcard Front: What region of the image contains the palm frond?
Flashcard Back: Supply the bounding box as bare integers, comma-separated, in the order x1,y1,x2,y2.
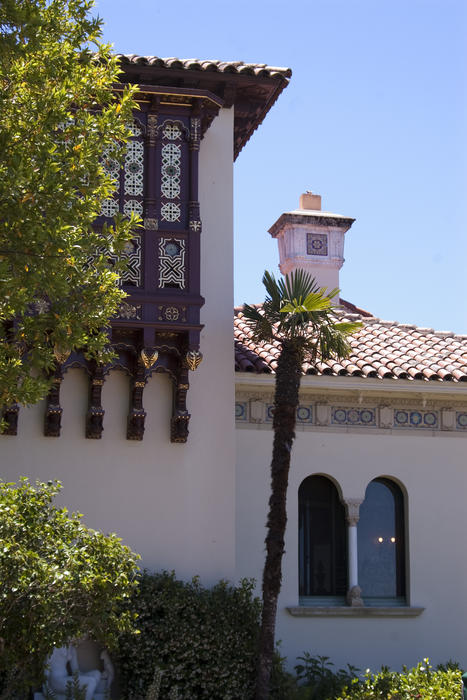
242,270,362,360
242,303,275,342
333,322,362,335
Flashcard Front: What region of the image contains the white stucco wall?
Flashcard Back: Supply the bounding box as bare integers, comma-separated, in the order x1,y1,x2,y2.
0,107,236,585
236,420,467,671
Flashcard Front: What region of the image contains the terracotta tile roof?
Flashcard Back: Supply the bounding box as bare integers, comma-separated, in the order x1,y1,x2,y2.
234,302,467,382
115,55,292,80
116,55,291,159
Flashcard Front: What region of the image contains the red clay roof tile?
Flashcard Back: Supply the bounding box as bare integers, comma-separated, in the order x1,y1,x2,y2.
234,303,467,383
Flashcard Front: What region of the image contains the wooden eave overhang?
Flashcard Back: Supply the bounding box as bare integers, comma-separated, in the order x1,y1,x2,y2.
116,55,292,159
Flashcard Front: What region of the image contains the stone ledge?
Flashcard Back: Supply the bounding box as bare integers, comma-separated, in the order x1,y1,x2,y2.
287,606,425,617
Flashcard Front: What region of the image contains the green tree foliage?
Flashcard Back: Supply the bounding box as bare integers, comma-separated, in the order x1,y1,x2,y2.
242,270,361,699
0,478,140,696
0,0,138,407
117,571,262,700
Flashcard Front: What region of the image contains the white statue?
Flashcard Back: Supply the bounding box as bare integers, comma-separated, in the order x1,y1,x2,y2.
42,643,112,700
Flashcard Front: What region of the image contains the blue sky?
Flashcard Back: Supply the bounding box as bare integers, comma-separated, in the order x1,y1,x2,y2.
94,0,467,334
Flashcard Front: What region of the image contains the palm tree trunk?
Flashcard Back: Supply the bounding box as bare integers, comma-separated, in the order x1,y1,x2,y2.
255,340,302,700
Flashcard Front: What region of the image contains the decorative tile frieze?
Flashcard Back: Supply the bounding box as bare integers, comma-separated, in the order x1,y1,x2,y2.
235,402,248,422
263,404,313,424
250,399,264,423
393,410,438,429
441,408,456,430
331,407,376,427
234,394,467,435
315,402,330,426
379,405,393,429
296,405,313,424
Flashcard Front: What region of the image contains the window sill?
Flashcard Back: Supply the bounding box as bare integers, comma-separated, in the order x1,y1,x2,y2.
287,606,425,617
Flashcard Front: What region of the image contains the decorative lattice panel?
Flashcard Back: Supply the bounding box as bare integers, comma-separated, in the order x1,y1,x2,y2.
87,235,142,287
100,120,145,221
160,121,183,224
158,237,186,289
124,140,144,197
100,146,120,217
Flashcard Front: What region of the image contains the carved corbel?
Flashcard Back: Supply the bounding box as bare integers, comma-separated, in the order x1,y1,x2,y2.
171,367,190,443
127,348,158,441
169,349,203,443
1,404,19,435
44,349,70,437
44,372,64,437
127,372,147,441
86,367,105,439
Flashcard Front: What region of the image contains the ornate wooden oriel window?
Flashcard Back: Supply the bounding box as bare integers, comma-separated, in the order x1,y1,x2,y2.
42,86,222,443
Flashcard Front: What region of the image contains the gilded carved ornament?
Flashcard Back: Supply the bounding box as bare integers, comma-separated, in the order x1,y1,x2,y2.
140,348,159,369
53,346,71,365
185,350,203,371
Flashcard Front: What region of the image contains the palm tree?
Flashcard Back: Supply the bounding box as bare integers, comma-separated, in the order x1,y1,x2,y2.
242,269,361,700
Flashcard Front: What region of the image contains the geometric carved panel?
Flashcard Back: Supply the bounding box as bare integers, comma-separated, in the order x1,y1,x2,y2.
87,235,141,287
158,237,186,289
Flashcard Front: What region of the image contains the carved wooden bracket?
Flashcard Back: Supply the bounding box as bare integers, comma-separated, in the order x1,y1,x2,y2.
171,366,190,443
127,361,147,441
44,371,63,437
1,404,19,435
86,366,105,439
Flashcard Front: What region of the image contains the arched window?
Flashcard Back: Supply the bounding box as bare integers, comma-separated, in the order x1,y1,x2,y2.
358,478,406,605
298,475,347,603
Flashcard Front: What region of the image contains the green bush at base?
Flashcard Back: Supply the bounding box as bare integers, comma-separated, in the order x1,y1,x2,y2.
337,659,462,700
117,571,261,699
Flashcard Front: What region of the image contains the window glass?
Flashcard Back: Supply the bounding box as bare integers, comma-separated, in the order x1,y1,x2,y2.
299,476,347,597
358,478,405,601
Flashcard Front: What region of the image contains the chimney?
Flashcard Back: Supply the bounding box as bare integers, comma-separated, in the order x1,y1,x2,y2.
268,193,355,302
299,191,321,211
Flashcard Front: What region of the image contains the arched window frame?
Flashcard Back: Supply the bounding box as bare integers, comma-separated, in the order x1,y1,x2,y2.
357,477,406,606
298,475,348,606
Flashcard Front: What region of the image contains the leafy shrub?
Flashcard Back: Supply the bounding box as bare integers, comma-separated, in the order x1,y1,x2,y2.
269,644,300,699
295,654,359,699
117,571,261,700
0,479,139,697
337,659,462,700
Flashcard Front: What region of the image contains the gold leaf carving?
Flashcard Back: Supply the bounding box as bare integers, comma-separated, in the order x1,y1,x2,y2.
185,350,203,371
140,348,159,369
53,346,71,365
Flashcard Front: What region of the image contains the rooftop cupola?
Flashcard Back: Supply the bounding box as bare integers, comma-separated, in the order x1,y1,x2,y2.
268,192,355,302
